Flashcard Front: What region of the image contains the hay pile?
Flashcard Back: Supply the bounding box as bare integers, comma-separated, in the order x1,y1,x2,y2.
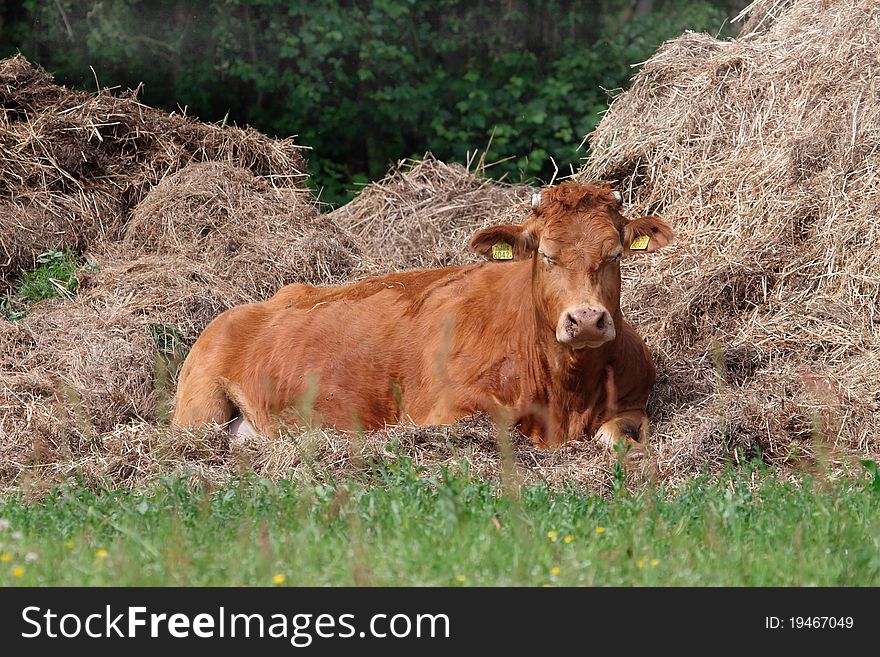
123,161,361,298
78,253,249,346
0,55,308,290
330,155,532,270
580,0,880,475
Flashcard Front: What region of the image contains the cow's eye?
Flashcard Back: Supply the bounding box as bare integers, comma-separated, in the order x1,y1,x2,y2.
612,253,622,262
540,251,556,266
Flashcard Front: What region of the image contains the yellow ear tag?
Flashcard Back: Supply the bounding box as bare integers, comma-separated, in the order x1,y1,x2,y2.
629,235,650,251
492,241,514,260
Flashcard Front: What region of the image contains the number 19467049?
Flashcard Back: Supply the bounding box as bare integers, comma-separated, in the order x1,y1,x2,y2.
765,616,854,629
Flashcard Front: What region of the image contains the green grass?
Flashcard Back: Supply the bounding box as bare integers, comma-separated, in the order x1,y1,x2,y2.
1,248,85,319
1,461,878,586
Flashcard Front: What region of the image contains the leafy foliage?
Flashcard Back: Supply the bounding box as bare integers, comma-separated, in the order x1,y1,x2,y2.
1,1,734,203
862,460,880,493
1,248,81,319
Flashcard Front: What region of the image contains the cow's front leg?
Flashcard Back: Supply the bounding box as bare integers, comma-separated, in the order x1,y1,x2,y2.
515,405,568,449
595,408,648,456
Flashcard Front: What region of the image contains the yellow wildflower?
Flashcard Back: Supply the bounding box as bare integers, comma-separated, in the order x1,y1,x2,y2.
272,574,286,585
0,553,11,562
546,530,558,542
455,575,466,583
95,549,108,559
595,526,605,535
12,566,24,578
650,559,659,568
550,567,561,576
563,535,574,544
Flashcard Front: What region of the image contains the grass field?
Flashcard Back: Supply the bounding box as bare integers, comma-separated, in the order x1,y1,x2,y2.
1,459,878,587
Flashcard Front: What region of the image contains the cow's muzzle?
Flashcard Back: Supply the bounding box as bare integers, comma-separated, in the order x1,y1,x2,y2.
556,306,616,348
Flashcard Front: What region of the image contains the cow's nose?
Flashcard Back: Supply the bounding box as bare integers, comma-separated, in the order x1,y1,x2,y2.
565,308,615,343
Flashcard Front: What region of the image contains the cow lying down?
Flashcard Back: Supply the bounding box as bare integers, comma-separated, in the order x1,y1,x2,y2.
172,182,673,451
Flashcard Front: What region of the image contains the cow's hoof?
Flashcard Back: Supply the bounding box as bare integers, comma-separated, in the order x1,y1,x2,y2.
595,425,615,450
596,424,644,459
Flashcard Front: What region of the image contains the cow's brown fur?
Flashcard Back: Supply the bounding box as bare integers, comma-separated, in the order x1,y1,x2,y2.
173,182,673,449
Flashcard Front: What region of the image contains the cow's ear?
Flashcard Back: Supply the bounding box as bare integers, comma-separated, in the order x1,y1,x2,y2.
469,224,538,261
623,216,674,254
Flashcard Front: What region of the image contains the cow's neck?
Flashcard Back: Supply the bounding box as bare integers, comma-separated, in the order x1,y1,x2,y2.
538,320,616,392
533,320,619,443
522,263,619,410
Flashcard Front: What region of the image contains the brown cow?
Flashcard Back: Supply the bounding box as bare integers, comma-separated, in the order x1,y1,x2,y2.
172,182,673,451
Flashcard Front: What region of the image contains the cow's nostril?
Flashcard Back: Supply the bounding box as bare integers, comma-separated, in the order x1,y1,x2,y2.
596,314,606,331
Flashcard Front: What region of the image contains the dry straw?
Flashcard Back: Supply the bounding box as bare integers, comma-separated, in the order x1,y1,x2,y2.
0,55,308,289
0,57,355,492
329,154,532,271
580,0,880,477
123,160,360,298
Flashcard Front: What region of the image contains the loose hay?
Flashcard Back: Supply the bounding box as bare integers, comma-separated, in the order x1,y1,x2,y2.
0,297,158,439
123,161,362,298
2,414,631,496
78,251,251,344
329,154,533,271
0,56,362,493
579,0,880,478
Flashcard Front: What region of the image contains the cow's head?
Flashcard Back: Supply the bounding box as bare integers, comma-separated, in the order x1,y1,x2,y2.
469,182,673,350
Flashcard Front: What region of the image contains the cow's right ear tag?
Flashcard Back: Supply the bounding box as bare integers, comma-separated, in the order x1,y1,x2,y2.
491,241,514,260
629,235,650,251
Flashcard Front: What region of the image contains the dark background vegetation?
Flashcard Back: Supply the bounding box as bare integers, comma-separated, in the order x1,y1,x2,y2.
0,0,744,203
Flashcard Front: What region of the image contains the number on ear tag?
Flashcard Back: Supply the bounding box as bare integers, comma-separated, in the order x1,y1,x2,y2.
492,241,514,260
630,235,650,251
